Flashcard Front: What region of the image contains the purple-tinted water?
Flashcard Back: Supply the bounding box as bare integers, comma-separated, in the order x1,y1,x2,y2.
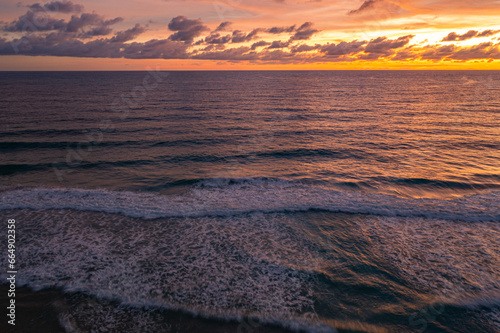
1,71,499,332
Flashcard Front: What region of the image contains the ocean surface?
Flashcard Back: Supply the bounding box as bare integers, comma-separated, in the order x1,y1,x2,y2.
0,71,499,332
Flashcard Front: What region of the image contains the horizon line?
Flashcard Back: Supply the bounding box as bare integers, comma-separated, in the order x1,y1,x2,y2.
2,69,500,72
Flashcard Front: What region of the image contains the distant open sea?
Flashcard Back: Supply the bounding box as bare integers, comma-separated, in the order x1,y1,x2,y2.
1,71,499,332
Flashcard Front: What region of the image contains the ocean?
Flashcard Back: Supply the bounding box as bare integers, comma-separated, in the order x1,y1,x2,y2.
0,70,499,332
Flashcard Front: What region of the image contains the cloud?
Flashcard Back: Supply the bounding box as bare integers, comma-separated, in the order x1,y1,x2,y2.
290,43,321,53
266,25,296,34
448,42,500,60
251,40,270,50
120,39,189,59
197,22,316,46
348,0,380,15
231,29,261,43
214,21,232,32
78,26,113,39
364,34,414,55
191,46,256,61
478,30,500,37
198,44,225,52
168,16,209,43
2,9,122,36
110,24,146,43
168,16,202,31
420,44,456,60
28,1,84,13
204,32,232,44
3,10,66,32
66,13,122,33
1,2,500,65
347,0,402,18
0,33,189,59
413,42,500,61
391,48,418,61
289,22,319,41
2,26,499,64
267,40,290,49
321,40,366,57
442,30,500,42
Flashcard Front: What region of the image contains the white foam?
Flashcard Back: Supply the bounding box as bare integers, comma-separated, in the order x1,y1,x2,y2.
360,215,500,332
0,209,334,333
55,295,336,333
361,216,500,303
0,180,499,221
483,307,500,332
453,299,500,333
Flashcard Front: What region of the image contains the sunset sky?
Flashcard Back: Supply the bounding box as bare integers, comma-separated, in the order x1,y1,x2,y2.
1,0,500,70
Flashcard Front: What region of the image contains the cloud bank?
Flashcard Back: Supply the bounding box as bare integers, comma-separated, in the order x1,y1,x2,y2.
1,1,500,64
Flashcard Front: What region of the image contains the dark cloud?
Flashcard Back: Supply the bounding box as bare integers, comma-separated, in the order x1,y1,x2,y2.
420,44,456,60
78,25,113,39
442,30,500,42
267,40,289,49
28,1,83,13
260,49,295,62
168,16,208,43
204,32,232,44
168,16,203,31
2,9,122,36
191,46,256,61
321,40,366,57
0,5,188,57
231,29,261,43
0,32,189,59
198,44,225,52
251,40,270,50
66,13,122,33
478,30,500,37
391,48,418,61
442,30,477,42
348,0,380,15
290,43,321,53
409,42,500,61
448,42,500,60
289,22,319,41
3,10,67,32
364,35,414,56
121,39,189,59
169,27,207,43
347,0,402,17
109,24,145,43
266,25,296,34
214,21,232,32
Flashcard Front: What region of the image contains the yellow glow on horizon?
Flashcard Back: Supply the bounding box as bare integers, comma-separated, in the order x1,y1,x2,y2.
1,55,499,71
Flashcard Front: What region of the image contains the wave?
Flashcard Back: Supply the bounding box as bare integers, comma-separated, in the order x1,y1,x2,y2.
0,160,155,175
374,176,500,190
0,178,499,221
253,148,369,160
0,147,374,176
0,138,230,150
0,140,142,150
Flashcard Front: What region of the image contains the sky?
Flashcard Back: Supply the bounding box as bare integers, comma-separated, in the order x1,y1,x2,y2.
1,0,500,70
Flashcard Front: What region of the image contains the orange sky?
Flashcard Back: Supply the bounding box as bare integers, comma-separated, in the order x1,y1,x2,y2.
1,0,500,70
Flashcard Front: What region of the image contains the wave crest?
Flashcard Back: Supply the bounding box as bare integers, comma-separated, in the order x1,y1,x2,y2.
0,179,499,221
